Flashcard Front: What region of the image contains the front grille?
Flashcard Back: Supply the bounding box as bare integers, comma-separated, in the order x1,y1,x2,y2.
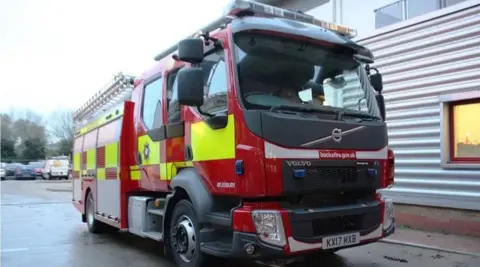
282,160,382,194
294,166,372,192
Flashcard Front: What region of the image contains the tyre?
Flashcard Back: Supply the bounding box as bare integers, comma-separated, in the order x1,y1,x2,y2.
169,199,205,267
85,191,103,234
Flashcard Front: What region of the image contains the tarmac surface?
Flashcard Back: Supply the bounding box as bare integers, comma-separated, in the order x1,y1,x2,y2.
1,180,479,267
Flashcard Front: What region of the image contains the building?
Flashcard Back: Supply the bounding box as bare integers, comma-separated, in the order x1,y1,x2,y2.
261,0,480,236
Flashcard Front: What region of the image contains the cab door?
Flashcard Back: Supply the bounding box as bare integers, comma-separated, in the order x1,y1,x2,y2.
182,47,238,194
136,74,167,191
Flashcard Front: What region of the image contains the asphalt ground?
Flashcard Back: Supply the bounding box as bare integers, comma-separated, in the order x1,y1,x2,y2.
1,180,479,267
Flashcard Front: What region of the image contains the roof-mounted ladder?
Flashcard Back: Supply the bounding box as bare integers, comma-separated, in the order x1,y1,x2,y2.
73,72,135,127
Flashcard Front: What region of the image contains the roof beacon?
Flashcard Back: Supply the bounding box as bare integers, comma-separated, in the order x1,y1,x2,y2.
224,0,357,38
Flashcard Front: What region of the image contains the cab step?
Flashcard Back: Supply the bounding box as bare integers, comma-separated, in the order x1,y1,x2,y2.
143,231,163,241
148,209,165,216
128,196,167,242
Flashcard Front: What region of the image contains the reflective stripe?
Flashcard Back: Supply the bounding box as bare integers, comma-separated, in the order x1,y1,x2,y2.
73,153,81,171
87,148,96,170
191,114,235,161
105,142,118,168
130,169,141,180
78,109,123,136
130,165,140,171
138,135,161,165
160,161,193,180
97,168,106,180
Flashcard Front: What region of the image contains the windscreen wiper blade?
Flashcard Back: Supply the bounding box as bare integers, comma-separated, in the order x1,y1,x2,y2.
269,105,338,116
340,111,381,121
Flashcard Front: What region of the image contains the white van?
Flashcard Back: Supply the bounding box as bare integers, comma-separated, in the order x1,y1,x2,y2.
43,159,69,180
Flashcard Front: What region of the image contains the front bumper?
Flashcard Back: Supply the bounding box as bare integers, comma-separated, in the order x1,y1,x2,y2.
205,200,394,260
285,200,393,253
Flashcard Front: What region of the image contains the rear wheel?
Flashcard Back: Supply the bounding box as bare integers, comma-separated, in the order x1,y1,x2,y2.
86,191,103,234
169,200,205,267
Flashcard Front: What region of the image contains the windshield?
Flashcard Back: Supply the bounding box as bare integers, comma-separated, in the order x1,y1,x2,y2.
233,32,381,119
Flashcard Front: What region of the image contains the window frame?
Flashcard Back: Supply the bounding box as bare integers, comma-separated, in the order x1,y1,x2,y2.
196,47,229,116
440,90,480,169
448,98,480,163
374,0,466,29
141,73,164,130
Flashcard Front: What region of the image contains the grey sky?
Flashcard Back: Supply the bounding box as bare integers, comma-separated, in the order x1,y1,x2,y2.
0,0,227,115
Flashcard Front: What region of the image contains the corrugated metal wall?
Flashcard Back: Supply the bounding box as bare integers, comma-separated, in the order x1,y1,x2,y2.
345,3,480,210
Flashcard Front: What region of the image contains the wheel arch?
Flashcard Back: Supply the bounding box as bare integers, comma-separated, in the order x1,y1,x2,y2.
162,168,213,257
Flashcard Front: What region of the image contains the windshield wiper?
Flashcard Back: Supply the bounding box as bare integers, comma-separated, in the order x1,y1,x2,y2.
269,105,338,116
339,111,381,121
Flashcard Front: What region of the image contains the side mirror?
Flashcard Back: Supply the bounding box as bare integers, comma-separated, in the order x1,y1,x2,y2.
370,73,383,93
178,38,204,64
375,94,386,121
176,67,204,107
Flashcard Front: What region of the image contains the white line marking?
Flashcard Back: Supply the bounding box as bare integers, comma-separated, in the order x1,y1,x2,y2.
1,248,30,253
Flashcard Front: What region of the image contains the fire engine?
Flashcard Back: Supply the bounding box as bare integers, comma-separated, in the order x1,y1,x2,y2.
72,1,395,266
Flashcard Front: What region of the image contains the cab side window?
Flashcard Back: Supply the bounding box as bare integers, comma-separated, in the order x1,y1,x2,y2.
200,49,228,114
142,76,164,129
167,68,182,123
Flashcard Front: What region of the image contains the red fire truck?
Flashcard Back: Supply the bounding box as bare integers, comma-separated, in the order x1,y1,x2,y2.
72,1,395,266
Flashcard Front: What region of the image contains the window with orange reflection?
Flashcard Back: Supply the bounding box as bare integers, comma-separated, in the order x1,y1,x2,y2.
449,99,480,162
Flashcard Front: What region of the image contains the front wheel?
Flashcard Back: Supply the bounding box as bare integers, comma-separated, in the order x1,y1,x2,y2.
169,200,206,267
85,191,103,234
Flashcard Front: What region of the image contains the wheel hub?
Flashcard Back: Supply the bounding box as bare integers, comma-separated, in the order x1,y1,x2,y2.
171,216,196,262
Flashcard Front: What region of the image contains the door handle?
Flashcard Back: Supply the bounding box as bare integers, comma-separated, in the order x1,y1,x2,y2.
137,151,143,165
184,145,193,161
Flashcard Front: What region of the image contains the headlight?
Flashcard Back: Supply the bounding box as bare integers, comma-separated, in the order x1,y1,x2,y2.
383,199,394,230
251,210,286,247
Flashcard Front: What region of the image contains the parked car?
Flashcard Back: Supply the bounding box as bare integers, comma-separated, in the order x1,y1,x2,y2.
28,161,45,178
18,165,37,180
0,163,6,180
5,163,23,178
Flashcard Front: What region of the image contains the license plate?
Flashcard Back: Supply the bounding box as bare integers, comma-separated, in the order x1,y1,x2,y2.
322,232,360,249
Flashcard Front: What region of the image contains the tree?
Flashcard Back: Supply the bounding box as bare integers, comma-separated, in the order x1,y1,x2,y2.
21,138,46,162
1,114,14,141
2,109,48,161
48,110,74,156
1,138,16,162
12,117,48,157
1,114,17,162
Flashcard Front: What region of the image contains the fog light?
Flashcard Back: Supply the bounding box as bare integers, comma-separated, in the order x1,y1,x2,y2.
245,243,256,255
383,199,394,230
252,210,286,247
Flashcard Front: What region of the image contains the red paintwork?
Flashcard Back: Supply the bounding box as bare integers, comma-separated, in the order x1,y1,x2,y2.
119,101,141,229
96,146,106,168
75,21,394,244
449,99,480,162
